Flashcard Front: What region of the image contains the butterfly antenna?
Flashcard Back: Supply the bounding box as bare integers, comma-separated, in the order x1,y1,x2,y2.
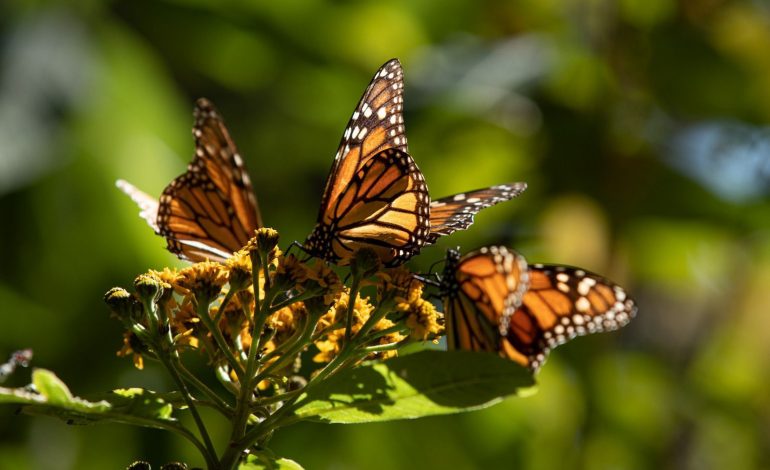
427,257,446,275
287,241,314,262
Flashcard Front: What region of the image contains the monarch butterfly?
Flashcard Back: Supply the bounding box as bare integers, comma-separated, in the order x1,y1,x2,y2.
304,59,527,266
117,98,262,262
441,246,637,372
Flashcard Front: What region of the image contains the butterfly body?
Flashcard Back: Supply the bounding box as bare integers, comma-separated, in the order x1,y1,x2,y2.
441,246,637,372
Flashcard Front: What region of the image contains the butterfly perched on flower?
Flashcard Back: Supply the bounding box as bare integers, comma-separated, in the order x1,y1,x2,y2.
304,59,527,267
117,98,262,262
440,246,637,372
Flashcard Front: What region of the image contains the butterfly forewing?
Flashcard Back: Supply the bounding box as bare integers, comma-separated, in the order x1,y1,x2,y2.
429,183,527,243
442,247,530,361
119,98,262,263
318,59,407,221
508,265,637,371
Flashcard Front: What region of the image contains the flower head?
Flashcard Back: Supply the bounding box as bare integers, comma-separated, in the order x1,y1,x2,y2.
177,261,228,303
272,254,308,291
269,301,307,346
224,250,253,292
245,228,281,266
134,274,167,303
351,247,382,279
104,287,142,323
304,260,343,303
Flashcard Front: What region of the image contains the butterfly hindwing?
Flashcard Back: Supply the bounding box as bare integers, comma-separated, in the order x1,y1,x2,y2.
116,180,160,233
429,183,528,243
307,148,430,266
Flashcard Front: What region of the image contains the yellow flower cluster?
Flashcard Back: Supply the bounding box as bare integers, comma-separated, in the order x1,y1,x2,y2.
313,289,404,363
108,229,444,386
396,282,443,341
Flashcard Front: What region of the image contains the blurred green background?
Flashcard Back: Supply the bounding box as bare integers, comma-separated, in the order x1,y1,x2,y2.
1,0,769,468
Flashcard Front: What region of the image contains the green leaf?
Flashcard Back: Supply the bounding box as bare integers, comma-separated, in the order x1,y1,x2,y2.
0,369,111,421
98,388,178,421
32,369,75,404
294,350,535,423
0,370,179,428
239,454,304,469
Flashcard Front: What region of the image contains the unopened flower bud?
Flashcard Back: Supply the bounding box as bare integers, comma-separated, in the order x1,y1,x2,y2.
104,287,143,322
134,274,162,302
351,247,381,279
256,228,280,253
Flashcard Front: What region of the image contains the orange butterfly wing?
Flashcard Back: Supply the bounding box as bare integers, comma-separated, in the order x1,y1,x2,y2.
503,265,637,371
317,59,408,222
443,247,637,372
428,183,528,243
307,59,528,265
118,98,261,262
442,247,530,356
306,148,430,266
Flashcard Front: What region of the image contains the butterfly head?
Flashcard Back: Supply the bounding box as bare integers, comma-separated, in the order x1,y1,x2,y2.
439,248,463,296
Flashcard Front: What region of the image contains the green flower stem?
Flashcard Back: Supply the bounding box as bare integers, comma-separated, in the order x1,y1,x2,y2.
253,311,320,384
196,300,245,381
363,323,409,343
311,321,343,342
175,360,233,417
362,337,412,354
261,256,272,297
140,298,160,337
267,289,321,313
254,388,302,407
233,337,367,462
157,353,218,468
226,252,269,468
212,288,236,325
102,410,213,467
354,300,396,341
254,318,307,370
216,365,240,396
238,291,254,330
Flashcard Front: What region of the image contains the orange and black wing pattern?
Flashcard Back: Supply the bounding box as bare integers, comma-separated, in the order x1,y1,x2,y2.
441,246,530,354
503,264,637,371
306,59,432,266
118,98,262,262
428,183,527,243
306,59,528,266
305,148,430,266
317,59,408,220
442,246,637,372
